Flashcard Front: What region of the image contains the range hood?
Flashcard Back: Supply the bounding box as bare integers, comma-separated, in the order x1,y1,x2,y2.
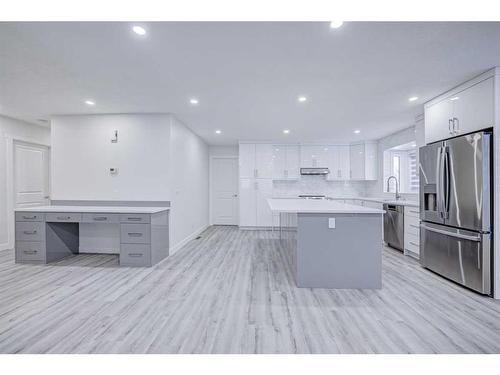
300,167,330,175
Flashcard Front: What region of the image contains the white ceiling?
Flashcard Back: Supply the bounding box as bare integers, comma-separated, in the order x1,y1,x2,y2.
1,22,500,145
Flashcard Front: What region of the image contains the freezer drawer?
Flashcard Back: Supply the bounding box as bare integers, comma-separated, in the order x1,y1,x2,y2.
420,222,491,295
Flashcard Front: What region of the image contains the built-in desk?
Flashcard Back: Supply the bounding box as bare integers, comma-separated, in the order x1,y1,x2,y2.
14,205,170,267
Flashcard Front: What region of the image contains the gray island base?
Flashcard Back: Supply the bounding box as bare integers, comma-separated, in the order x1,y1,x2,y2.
269,199,384,289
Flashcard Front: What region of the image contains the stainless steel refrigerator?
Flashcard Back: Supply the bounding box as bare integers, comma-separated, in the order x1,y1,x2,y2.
419,130,492,295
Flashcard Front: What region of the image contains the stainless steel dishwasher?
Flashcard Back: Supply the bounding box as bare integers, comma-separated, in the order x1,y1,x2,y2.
383,204,404,251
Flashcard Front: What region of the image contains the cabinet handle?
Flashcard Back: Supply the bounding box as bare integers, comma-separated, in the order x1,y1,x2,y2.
453,117,459,134
409,210,419,214
337,169,341,178
23,230,37,235
127,232,143,237
57,216,71,220
128,253,143,257
23,250,38,255
254,169,258,178
350,170,352,179
93,217,108,221
448,118,453,135
22,215,37,220
127,217,142,221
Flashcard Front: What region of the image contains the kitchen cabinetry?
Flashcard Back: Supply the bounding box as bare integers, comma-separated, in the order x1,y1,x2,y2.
349,142,377,180
425,76,494,144
326,145,350,180
403,206,420,259
300,145,329,167
239,178,273,227
239,143,274,179
272,145,300,180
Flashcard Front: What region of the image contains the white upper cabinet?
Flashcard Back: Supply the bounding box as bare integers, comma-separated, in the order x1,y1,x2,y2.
273,144,300,180
425,76,494,144
300,145,329,167
239,143,256,178
255,144,274,178
326,145,350,180
349,142,378,180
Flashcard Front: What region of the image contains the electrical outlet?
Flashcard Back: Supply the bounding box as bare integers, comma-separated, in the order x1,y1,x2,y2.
328,218,336,229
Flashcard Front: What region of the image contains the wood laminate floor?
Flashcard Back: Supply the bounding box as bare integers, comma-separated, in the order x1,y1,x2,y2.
1,226,500,354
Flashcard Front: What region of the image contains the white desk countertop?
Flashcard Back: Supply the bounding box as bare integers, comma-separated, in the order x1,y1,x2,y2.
15,205,170,214
267,198,385,214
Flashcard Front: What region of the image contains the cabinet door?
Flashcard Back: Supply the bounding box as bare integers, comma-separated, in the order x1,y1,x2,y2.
326,146,341,180
349,143,365,180
285,145,300,179
364,142,378,180
338,145,351,180
239,144,256,178
272,145,286,179
255,144,274,178
452,77,494,136
301,145,328,167
239,178,256,226
255,179,274,227
425,99,453,144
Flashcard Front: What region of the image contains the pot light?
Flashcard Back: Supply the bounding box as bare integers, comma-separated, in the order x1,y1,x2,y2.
132,26,147,36
189,98,199,105
450,96,460,101
298,96,307,102
85,100,95,106
330,21,344,29
215,130,221,134
283,129,290,134
408,96,419,102
354,130,361,134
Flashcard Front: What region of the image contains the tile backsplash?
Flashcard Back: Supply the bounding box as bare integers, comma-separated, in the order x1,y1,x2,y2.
272,176,375,198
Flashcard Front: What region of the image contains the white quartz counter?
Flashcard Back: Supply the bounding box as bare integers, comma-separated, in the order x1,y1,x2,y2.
15,205,170,214
267,198,385,214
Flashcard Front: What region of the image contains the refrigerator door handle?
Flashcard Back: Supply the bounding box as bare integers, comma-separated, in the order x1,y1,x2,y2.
443,147,450,219
436,146,444,219
420,224,481,242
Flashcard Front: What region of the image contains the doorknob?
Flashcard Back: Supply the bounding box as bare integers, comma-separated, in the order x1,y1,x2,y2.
233,194,238,197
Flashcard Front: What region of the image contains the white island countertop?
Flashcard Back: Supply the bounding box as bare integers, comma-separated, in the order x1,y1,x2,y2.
15,205,170,214
267,198,385,214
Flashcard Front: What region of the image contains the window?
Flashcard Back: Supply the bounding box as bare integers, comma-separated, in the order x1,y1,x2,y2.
383,141,419,194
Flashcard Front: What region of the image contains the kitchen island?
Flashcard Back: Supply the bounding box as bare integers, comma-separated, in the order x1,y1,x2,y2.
268,198,385,289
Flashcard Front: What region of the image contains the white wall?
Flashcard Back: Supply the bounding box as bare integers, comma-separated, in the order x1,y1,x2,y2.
0,115,51,250
169,117,209,253
51,114,171,201
209,145,238,158
365,119,423,200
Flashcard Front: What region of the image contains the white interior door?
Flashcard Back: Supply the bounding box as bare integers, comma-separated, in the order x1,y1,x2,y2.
211,157,239,225
14,141,50,208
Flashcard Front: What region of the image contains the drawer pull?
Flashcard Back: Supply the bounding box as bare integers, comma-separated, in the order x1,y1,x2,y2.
23,250,38,255
127,217,142,221
57,216,71,220
128,253,143,257
410,224,420,229
127,232,143,237
409,241,419,247
22,215,37,220
93,217,108,221
23,230,37,235
409,210,419,214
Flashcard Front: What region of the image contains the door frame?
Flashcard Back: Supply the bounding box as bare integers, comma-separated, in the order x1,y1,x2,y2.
3,134,50,250
209,155,239,226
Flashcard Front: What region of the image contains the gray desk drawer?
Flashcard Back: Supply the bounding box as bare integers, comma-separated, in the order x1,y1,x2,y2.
15,212,44,222
16,222,44,242
120,214,150,224
82,213,120,223
45,213,82,222
120,224,151,244
120,244,151,267
16,241,45,262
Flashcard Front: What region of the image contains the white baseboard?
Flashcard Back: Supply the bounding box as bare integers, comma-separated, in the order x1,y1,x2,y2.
170,224,210,255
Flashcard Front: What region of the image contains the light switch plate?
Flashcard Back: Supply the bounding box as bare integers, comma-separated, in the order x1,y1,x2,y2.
328,218,336,229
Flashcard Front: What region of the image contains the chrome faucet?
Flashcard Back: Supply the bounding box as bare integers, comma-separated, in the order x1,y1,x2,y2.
386,175,401,200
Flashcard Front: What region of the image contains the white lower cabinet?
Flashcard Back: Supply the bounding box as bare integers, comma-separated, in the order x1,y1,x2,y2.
239,178,274,228
403,206,420,258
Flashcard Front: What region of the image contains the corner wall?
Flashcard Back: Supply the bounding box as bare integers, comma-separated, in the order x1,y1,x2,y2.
0,115,51,250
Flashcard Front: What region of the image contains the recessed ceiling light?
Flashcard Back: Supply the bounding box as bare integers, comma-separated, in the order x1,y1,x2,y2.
85,100,95,106
189,98,199,105
132,26,147,36
283,129,290,134
215,130,221,134
450,96,460,101
408,96,419,102
298,96,307,102
354,130,361,134
330,21,344,29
